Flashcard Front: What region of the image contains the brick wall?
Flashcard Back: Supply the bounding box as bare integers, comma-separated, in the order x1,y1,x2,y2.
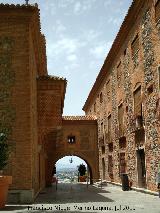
84,0,160,191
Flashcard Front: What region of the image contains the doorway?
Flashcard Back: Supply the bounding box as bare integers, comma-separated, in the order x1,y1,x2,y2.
102,158,105,180
136,149,146,188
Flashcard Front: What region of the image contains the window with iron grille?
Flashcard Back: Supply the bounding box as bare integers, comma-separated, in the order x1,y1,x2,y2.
119,153,126,174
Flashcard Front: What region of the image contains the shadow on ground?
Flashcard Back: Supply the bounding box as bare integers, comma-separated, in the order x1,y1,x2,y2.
35,183,114,204
0,205,29,211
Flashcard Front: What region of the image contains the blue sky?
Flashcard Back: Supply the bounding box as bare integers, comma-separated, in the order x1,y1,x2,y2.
1,0,132,116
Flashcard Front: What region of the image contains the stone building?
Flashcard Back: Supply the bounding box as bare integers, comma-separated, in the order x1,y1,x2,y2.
0,4,99,203
83,0,160,192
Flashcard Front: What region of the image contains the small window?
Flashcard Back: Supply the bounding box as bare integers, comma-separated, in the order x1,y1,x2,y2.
100,92,103,103
117,62,122,87
106,80,111,102
108,143,113,152
124,49,126,56
94,102,96,112
131,35,139,67
147,84,153,95
158,66,160,91
102,146,105,154
155,0,160,23
119,153,126,174
68,135,76,144
134,86,142,116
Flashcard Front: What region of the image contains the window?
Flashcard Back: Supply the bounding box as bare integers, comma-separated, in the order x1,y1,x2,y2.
100,92,103,103
94,102,96,112
101,122,104,135
102,146,105,154
134,86,142,116
106,80,111,102
68,135,76,144
117,62,122,87
108,155,113,178
107,115,112,143
108,143,113,152
158,66,160,91
131,35,139,68
118,104,124,137
155,0,160,23
119,153,126,174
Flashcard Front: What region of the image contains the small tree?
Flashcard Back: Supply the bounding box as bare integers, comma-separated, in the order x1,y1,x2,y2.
0,133,9,171
78,164,86,176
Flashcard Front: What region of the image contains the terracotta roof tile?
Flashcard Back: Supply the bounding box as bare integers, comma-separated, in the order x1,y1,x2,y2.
62,116,97,121
37,75,67,81
0,3,38,9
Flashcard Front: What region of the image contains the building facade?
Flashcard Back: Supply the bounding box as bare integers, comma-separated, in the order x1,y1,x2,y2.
0,4,99,203
83,0,160,192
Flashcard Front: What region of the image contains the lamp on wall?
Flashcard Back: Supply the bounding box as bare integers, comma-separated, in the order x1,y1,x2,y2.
25,0,29,5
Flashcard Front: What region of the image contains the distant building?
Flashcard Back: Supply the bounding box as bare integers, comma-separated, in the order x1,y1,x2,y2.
83,0,160,191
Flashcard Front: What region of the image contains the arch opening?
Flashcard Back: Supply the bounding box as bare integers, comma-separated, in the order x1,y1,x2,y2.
51,155,93,184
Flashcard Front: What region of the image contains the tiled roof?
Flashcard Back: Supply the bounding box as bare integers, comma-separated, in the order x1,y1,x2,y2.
0,3,38,9
62,116,97,121
37,75,67,81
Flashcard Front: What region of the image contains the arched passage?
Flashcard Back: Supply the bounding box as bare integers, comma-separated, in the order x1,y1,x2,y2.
44,116,99,186
54,155,93,184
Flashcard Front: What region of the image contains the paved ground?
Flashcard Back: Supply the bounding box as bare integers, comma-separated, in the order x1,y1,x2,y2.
1,182,160,213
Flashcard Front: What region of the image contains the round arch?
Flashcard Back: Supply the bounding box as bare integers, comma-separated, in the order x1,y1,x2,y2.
53,153,93,184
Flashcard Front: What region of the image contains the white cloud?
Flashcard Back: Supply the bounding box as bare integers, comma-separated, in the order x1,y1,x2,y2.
67,54,77,62
107,17,122,26
89,42,112,59
74,1,81,14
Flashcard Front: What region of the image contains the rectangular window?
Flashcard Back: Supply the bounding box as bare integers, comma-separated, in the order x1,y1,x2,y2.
94,102,96,112
155,0,160,23
117,62,122,87
100,92,103,103
158,66,160,91
118,104,124,137
106,80,111,102
119,153,126,174
131,35,139,67
107,115,112,143
134,86,142,116
108,155,113,178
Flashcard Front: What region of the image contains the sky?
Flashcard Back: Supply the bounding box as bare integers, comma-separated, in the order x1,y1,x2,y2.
1,0,133,116
56,156,87,170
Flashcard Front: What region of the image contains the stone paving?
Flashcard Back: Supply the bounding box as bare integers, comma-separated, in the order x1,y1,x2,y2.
1,183,160,213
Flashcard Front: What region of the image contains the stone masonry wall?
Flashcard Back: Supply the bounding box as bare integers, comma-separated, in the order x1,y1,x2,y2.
85,0,160,191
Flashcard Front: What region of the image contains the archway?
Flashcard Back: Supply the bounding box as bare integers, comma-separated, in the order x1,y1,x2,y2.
53,155,93,184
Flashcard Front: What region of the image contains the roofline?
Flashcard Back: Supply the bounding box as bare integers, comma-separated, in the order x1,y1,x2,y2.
82,0,145,112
